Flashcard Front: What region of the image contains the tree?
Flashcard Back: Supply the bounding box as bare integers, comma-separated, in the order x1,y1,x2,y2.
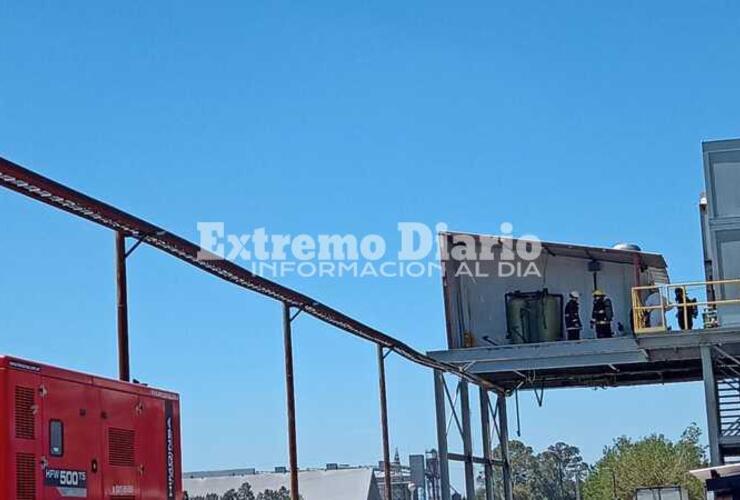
256,487,293,500
237,482,256,500
477,439,586,500
582,424,707,500
478,439,538,499
534,442,587,500
222,490,239,500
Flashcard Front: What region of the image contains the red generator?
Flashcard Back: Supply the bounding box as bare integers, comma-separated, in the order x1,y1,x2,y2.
0,355,183,500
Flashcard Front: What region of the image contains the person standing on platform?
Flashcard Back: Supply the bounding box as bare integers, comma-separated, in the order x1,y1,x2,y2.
591,289,614,338
675,288,698,330
564,291,583,340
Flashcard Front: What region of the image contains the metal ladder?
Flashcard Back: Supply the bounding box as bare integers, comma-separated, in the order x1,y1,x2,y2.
713,347,740,462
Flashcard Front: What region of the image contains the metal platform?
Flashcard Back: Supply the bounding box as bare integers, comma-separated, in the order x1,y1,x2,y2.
429,326,740,483
429,328,740,392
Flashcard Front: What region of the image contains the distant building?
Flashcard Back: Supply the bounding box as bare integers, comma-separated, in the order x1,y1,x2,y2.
375,450,430,500
184,467,381,500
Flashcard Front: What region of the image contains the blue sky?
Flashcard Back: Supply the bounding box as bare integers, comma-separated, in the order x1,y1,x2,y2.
1,0,739,485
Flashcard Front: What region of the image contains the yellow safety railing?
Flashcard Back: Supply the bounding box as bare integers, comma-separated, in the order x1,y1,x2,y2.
631,278,740,334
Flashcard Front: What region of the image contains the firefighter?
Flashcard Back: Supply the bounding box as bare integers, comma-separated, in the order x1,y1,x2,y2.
564,291,583,340
590,289,614,338
675,288,698,330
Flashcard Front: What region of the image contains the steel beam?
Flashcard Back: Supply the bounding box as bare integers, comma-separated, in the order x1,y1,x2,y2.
283,303,300,500
434,371,451,500
430,337,642,363
460,352,648,373
447,452,502,466
0,156,496,390
377,346,392,500
702,345,722,466
479,388,494,500
497,394,513,500
460,382,476,500
115,231,130,382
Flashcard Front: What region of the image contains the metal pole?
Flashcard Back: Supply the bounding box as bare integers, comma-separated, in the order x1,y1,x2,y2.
433,371,451,500
479,388,494,500
460,382,476,500
377,346,393,500
699,198,717,304
115,231,130,382
701,345,722,465
497,393,513,500
283,303,300,500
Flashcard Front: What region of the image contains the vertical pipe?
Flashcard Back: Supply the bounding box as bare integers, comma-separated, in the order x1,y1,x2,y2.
701,346,722,466
479,388,494,500
377,346,393,500
115,231,130,382
460,382,476,500
433,371,451,500
699,198,717,304
497,393,513,500
283,303,300,500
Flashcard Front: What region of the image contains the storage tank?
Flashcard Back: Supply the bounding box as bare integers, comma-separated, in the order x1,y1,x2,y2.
506,290,563,344
541,293,563,342
506,294,532,343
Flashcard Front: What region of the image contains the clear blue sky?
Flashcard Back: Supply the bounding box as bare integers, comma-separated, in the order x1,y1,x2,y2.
1,0,739,485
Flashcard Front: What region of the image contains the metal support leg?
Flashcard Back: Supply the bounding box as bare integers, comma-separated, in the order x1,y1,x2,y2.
479,388,494,500
702,345,722,466
460,382,476,500
377,346,392,500
497,393,513,500
434,371,451,500
283,303,300,500
115,231,130,382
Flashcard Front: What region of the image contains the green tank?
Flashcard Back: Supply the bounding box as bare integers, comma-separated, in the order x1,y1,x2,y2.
506,290,563,344
506,296,532,344
540,294,563,342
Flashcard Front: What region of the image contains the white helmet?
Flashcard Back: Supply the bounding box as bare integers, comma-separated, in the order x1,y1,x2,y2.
569,291,580,299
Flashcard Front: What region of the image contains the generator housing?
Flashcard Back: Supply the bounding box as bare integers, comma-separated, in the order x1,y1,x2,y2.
0,355,182,499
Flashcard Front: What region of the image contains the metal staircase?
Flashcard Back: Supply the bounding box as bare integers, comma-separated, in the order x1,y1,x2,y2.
711,347,740,462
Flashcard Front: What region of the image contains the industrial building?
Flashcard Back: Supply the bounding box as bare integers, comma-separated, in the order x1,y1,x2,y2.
182,451,430,500
184,467,381,500
427,138,740,499
375,450,428,500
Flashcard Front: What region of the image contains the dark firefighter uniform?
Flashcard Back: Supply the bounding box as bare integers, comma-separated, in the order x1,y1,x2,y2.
564,292,582,340
675,288,698,330
591,290,614,339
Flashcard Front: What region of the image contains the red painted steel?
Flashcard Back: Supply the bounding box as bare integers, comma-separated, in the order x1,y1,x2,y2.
0,355,182,500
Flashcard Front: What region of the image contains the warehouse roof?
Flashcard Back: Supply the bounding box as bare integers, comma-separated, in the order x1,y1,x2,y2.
184,468,381,500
